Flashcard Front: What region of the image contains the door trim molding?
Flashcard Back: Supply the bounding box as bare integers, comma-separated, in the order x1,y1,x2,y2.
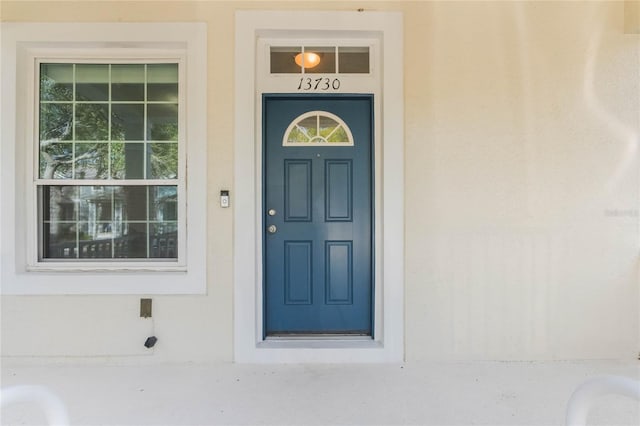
234,11,404,363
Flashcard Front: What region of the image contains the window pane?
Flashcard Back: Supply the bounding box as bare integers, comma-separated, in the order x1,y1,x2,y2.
338,47,370,73
149,185,179,259
78,186,113,222
117,223,148,258
110,143,144,179
327,126,349,143
75,104,109,140
270,46,301,74
148,104,178,141
40,103,73,142
303,47,335,74
75,64,109,101
149,186,178,221
78,221,113,258
118,186,148,221
147,64,178,102
319,115,339,136
147,143,178,179
297,116,317,138
43,222,77,259
74,143,109,179
40,64,73,101
111,64,144,101
40,143,73,179
150,223,177,258
112,104,144,141
287,127,309,143
42,186,77,221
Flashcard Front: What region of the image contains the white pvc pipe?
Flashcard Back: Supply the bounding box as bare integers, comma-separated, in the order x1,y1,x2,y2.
0,385,69,426
566,375,640,426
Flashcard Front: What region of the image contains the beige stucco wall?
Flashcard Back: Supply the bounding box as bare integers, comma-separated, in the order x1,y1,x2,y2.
1,1,638,362
404,1,638,360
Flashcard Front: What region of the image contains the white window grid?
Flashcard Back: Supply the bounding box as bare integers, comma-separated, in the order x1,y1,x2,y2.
33,57,186,264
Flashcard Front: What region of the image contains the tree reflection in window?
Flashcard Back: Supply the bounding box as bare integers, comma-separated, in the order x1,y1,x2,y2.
282,111,354,147
38,62,180,260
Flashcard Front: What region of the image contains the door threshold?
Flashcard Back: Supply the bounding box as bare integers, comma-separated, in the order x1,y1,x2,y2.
265,334,372,341
258,337,382,351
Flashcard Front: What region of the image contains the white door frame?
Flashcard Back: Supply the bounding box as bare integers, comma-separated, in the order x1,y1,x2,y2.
234,10,404,363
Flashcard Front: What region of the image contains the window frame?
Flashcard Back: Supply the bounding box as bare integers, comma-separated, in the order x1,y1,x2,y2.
1,23,207,294
32,56,186,268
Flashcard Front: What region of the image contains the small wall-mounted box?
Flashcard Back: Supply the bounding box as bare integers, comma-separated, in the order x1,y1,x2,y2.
220,190,230,208
140,298,152,318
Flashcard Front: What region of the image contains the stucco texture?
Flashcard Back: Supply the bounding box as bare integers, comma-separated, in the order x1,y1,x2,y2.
1,1,638,362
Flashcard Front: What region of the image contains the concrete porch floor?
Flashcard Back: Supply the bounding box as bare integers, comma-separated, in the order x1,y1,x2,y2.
1,360,639,426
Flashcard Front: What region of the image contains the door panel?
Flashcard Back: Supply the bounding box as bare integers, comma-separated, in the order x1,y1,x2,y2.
284,160,312,221
325,160,352,221
325,241,353,304
284,241,312,304
263,94,373,335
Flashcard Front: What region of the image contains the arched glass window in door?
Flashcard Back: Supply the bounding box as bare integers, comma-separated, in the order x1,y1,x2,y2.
282,111,354,147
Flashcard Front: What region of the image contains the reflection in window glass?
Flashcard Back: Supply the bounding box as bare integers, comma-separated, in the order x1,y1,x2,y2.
147,143,178,179
111,64,144,101
40,104,73,143
39,62,180,180
269,45,371,74
40,143,73,179
297,116,318,138
303,47,335,74
338,47,370,73
37,62,180,261
150,223,178,258
270,46,301,74
75,104,109,140
75,143,109,179
40,185,178,259
147,64,178,102
149,186,178,221
110,143,144,179
75,64,109,101
112,104,144,141
283,111,354,146
40,64,73,101
148,104,178,141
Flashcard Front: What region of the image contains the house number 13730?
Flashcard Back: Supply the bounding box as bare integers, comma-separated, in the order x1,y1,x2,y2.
297,77,341,91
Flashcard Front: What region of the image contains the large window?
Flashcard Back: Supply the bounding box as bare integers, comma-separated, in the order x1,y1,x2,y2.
1,23,206,294
38,62,180,260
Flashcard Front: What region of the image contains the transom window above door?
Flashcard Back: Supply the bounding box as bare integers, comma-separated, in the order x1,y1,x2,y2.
283,111,354,147
270,46,370,74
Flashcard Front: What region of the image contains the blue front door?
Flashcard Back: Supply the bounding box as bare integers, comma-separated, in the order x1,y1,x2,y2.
263,94,373,336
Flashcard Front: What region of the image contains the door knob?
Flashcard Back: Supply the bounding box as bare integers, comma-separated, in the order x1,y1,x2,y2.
267,225,277,234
